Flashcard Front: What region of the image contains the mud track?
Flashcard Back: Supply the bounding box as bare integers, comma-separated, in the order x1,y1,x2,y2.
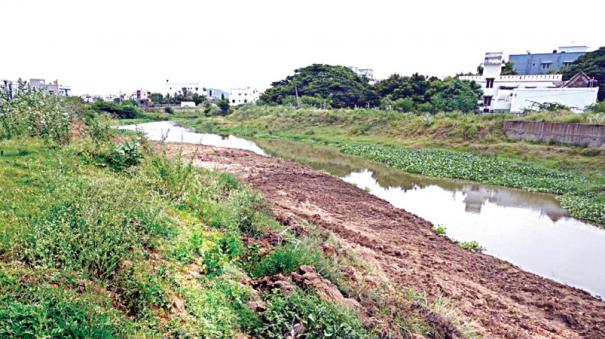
167,143,605,338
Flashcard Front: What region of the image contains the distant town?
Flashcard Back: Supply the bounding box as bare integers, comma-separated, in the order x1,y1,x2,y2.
1,45,600,113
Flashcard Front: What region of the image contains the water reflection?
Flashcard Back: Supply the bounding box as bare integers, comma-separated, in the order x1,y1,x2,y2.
118,121,267,155
119,123,605,298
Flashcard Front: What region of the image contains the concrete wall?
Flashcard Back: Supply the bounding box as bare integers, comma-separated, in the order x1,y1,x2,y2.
509,51,585,75
503,121,605,146
510,87,598,113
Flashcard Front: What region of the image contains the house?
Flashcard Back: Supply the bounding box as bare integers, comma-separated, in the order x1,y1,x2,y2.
228,87,259,105
131,89,150,105
165,80,227,102
350,66,376,84
459,52,598,113
1,78,71,97
508,46,588,75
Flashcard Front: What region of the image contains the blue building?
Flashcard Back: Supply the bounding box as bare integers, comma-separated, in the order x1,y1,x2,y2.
508,46,588,75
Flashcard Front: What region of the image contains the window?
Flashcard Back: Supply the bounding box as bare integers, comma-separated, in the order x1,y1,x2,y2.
486,78,495,88
483,96,492,106
563,61,573,67
541,62,552,70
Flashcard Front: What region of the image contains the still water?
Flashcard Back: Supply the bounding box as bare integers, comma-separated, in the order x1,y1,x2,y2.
121,121,605,298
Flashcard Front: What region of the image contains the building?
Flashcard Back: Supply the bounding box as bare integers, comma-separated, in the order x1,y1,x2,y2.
228,87,259,105
165,80,227,102
509,46,588,75
350,66,376,84
131,89,150,104
460,52,598,113
1,78,71,97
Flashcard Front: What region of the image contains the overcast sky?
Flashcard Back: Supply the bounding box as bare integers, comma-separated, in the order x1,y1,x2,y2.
2,0,604,95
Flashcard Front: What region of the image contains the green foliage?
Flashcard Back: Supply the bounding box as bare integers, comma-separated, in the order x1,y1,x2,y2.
91,100,142,119
0,271,122,338
433,225,447,235
107,139,143,171
256,291,369,338
217,99,230,115
112,263,170,317
458,241,485,252
340,144,585,194
374,74,482,112
501,60,517,75
260,64,379,108
431,78,483,112
164,106,175,114
562,46,605,101
393,98,414,112
22,183,174,280
245,243,323,278
0,83,72,143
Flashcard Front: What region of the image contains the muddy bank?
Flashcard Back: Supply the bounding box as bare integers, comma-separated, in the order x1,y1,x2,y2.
164,143,605,338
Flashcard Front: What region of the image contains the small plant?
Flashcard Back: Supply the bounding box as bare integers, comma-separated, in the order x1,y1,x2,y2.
433,225,447,235
458,240,485,252
164,106,175,114
108,139,143,171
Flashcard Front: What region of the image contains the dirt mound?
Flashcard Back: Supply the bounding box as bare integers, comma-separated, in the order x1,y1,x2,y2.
292,265,362,311
167,143,605,338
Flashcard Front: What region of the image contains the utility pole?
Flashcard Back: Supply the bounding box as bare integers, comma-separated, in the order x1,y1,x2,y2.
294,83,301,108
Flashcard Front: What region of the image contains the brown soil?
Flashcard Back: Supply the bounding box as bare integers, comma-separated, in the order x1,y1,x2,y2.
164,143,605,338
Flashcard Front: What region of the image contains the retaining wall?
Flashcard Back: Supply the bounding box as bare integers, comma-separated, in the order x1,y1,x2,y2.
503,121,605,147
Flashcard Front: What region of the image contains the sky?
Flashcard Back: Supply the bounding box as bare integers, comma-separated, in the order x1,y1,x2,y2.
2,0,604,95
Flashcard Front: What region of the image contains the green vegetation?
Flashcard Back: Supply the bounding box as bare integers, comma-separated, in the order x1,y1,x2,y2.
458,241,485,252
562,46,605,101
3,91,480,338
171,105,605,226
433,225,447,235
260,64,482,112
261,64,379,108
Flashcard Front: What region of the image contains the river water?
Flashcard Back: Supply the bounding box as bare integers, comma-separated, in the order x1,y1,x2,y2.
119,121,605,298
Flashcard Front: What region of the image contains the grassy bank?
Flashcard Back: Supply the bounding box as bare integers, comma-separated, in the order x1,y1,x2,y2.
170,105,605,226
0,95,479,337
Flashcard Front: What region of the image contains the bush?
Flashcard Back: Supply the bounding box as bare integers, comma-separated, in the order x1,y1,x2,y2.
91,100,142,119
393,98,414,112
0,85,71,143
256,291,368,338
246,243,322,278
0,277,121,338
458,241,485,252
164,106,175,114
107,140,143,171
22,183,174,280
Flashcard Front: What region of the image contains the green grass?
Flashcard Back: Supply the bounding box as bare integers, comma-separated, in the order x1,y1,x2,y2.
171,105,605,226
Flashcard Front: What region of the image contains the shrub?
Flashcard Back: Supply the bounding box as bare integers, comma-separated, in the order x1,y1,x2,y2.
91,100,142,119
256,291,368,338
164,106,175,114
112,263,170,317
246,243,322,278
0,85,71,143
22,183,174,280
458,241,485,252
393,98,414,112
433,225,447,235
108,140,143,171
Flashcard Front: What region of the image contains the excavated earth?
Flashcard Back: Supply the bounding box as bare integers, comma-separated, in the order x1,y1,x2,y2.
164,143,605,338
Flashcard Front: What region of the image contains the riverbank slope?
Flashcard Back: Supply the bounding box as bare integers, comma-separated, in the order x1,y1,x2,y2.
170,142,605,338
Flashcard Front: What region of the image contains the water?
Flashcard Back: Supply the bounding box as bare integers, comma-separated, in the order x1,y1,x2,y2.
120,121,605,298
118,121,266,155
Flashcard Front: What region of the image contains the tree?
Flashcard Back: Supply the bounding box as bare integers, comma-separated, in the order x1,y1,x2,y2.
562,46,605,101
501,61,517,75
430,78,483,112
216,99,230,115
260,64,379,108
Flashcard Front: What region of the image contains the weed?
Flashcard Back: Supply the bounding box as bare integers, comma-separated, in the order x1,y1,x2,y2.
433,225,447,235
458,241,485,252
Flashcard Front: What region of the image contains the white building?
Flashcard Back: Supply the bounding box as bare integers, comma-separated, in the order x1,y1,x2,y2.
228,87,259,105
164,80,228,101
350,66,376,84
460,52,598,113
1,78,71,97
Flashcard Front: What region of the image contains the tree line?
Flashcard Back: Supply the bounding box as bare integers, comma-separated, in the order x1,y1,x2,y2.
259,64,483,112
